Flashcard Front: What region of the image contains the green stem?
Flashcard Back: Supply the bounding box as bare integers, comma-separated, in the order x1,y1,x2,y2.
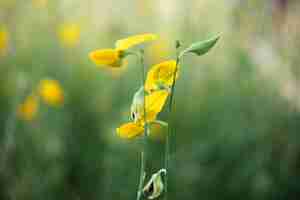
136,49,147,200
137,151,146,200
164,55,180,200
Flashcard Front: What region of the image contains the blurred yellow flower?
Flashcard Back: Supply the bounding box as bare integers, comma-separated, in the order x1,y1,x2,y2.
0,27,9,56
18,95,38,121
145,60,178,93
38,79,64,106
58,23,80,47
117,89,169,139
32,0,47,8
89,33,157,68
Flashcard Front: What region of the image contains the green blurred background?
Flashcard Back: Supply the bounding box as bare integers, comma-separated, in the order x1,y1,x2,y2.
1,0,300,199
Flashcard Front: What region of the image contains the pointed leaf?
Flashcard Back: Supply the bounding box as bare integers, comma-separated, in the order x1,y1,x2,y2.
180,35,220,57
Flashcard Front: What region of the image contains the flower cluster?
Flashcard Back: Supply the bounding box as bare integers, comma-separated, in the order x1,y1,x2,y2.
18,79,64,121
89,33,156,68
58,23,81,48
89,33,177,139
88,33,219,200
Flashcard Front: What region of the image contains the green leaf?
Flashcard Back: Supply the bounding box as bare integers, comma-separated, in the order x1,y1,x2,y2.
180,34,220,57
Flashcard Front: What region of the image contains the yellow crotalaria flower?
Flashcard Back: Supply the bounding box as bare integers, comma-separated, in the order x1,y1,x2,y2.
0,27,9,56
18,95,38,121
145,60,178,92
89,33,157,68
89,49,122,67
58,23,80,47
117,89,169,139
115,33,157,51
38,79,64,106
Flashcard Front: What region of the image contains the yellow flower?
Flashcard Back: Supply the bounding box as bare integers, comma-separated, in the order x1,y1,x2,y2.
38,79,64,106
89,49,122,67
117,89,169,139
89,33,157,68
145,60,178,93
18,95,38,121
58,23,80,47
0,27,9,56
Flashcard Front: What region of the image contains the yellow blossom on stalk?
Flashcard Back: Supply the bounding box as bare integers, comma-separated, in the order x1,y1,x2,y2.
145,60,178,93
0,27,9,56
58,23,80,47
89,49,122,67
18,95,38,121
117,88,169,139
38,79,64,106
89,33,157,68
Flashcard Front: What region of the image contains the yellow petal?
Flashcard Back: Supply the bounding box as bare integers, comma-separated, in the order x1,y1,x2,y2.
116,122,144,139
145,60,178,92
115,33,157,51
18,95,38,121
89,49,122,67
144,90,169,122
38,79,64,106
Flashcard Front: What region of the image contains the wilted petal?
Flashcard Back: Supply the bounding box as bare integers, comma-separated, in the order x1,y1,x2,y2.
115,33,157,51
143,169,167,199
130,86,145,122
117,122,144,139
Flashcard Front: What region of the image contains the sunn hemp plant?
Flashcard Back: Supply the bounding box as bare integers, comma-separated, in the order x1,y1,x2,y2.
89,33,219,200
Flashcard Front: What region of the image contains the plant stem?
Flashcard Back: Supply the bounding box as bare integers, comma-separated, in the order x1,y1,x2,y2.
137,151,146,200
164,55,180,200
136,50,147,200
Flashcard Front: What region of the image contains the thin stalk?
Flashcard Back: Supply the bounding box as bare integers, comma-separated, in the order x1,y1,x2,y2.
164,54,180,200
136,151,146,200
136,50,147,200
